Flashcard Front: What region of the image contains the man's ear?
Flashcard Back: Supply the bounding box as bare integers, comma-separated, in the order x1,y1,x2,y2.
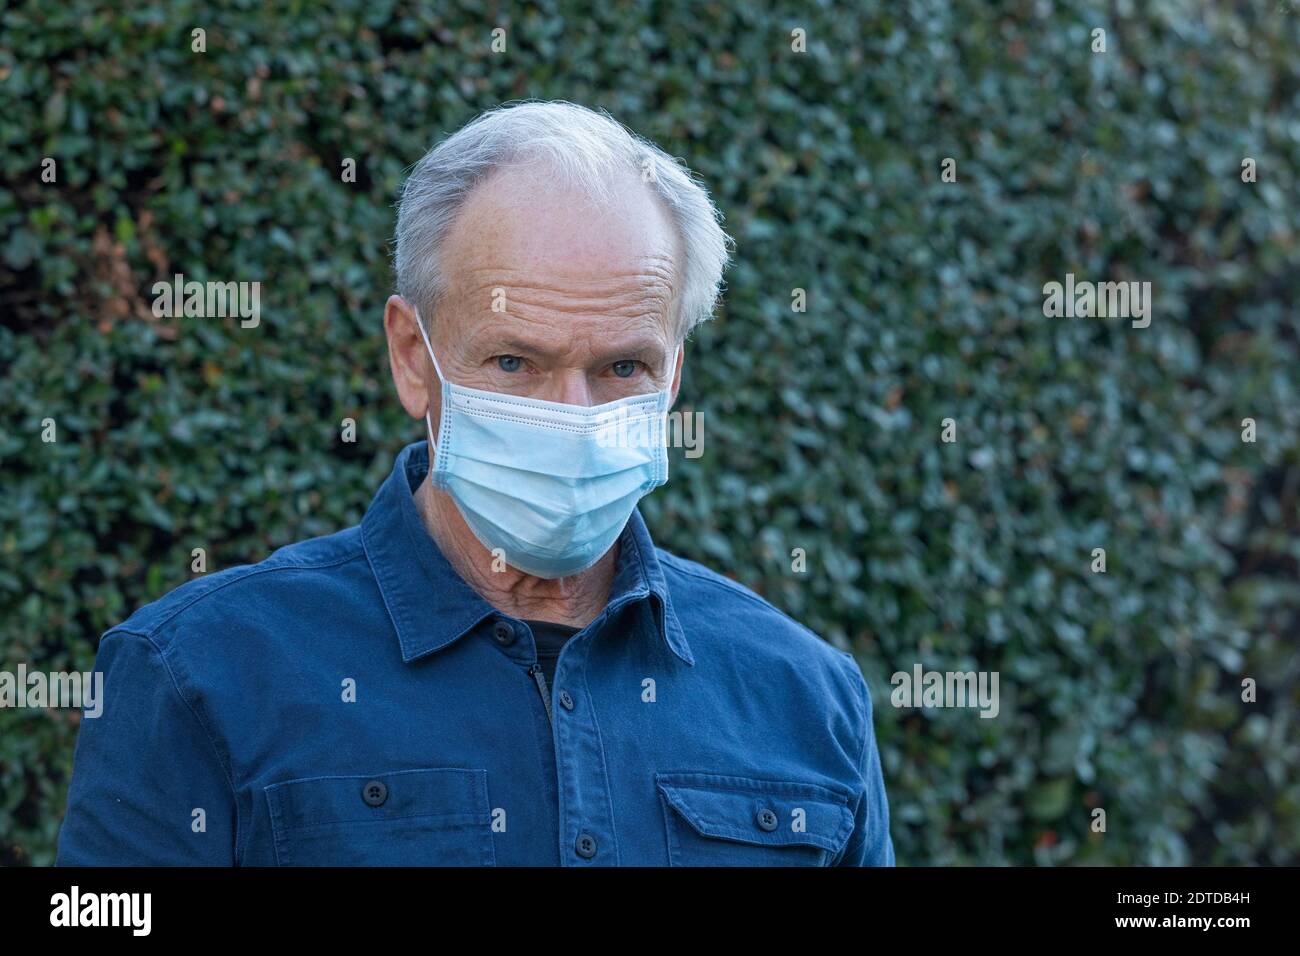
384,294,434,418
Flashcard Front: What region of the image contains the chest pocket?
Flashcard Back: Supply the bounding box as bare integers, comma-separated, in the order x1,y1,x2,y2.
656,772,854,866
265,768,494,866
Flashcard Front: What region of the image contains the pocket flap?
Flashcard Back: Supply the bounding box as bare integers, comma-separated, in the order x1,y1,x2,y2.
656,772,854,854
266,767,488,831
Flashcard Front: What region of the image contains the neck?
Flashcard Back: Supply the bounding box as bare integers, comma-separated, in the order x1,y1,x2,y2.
413,475,616,628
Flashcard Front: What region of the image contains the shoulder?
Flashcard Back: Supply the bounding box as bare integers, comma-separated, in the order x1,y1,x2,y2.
656,548,869,704
656,547,838,654
110,526,369,653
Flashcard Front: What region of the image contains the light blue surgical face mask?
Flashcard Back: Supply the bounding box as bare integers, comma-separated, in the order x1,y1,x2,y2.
412,307,676,579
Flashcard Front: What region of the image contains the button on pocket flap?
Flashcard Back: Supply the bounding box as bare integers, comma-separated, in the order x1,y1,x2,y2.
656,773,854,854
265,767,488,831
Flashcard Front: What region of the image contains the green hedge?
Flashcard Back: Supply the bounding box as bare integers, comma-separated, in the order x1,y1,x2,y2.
2,0,1298,865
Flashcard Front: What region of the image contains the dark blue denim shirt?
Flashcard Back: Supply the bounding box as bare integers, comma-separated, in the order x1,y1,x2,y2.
57,441,895,866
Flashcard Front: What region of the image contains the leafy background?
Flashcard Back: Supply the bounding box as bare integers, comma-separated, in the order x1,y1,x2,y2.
1,0,1297,865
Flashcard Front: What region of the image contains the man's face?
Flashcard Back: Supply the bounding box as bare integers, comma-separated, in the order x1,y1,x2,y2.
412,166,684,417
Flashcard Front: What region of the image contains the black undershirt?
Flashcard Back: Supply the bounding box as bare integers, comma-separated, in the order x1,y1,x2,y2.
524,619,581,688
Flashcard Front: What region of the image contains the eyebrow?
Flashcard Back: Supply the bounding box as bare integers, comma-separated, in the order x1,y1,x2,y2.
485,333,667,365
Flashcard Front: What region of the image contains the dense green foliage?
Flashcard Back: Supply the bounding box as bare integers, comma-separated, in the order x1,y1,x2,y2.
2,0,1297,866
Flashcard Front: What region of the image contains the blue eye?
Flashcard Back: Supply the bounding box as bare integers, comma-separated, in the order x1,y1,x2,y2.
612,360,638,378
497,355,523,372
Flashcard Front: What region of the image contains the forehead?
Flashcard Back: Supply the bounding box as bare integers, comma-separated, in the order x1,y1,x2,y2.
439,165,681,307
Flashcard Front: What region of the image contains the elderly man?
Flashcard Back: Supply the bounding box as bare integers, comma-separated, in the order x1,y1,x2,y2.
57,101,894,866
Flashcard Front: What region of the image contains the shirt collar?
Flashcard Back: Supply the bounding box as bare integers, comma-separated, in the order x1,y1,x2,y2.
360,440,693,667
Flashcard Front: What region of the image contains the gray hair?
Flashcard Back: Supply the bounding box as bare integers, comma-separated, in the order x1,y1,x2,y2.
394,100,732,340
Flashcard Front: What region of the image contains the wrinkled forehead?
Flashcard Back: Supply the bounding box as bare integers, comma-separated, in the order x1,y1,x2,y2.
437,165,683,335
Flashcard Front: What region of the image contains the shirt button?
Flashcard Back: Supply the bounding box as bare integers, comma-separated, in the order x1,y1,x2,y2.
575,832,598,859
362,780,388,807
492,621,515,645
559,689,575,711
756,808,778,831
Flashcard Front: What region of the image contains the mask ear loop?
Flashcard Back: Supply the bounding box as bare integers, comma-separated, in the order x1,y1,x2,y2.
664,342,683,408
654,343,683,484
412,305,445,458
